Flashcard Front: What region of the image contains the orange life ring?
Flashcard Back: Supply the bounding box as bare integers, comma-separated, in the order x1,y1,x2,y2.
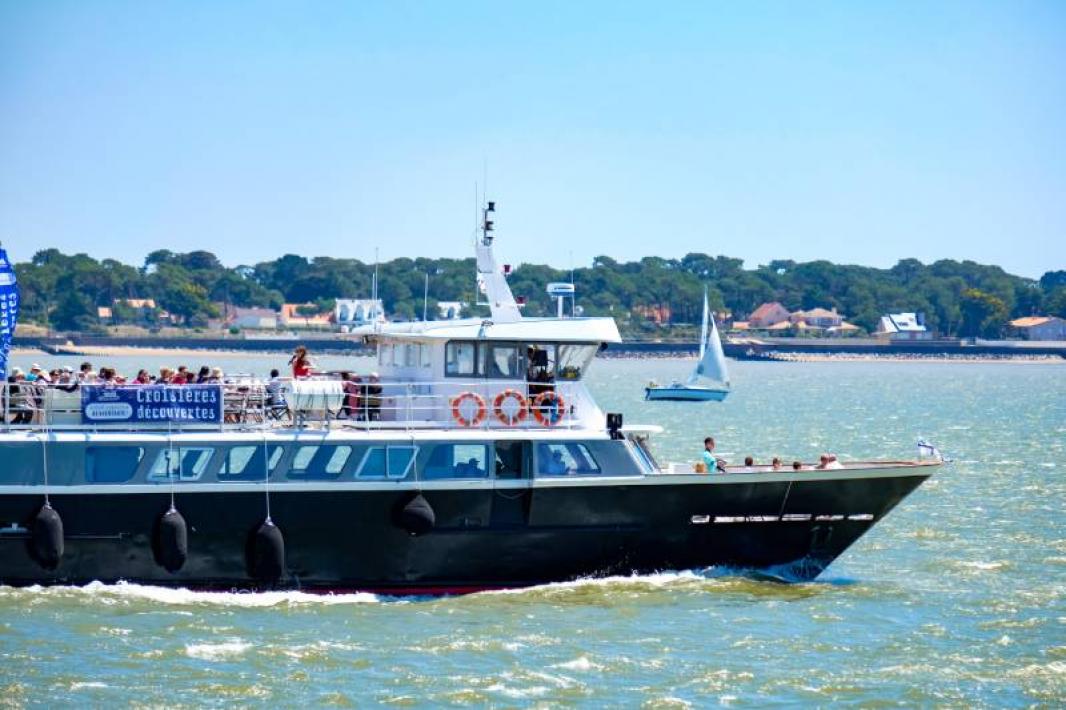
531,390,566,427
451,392,487,427
493,389,529,426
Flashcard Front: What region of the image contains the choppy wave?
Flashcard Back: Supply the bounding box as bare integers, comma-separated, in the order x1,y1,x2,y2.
0,580,382,607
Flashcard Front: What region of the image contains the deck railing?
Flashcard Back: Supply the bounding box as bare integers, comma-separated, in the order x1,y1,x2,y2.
0,378,600,433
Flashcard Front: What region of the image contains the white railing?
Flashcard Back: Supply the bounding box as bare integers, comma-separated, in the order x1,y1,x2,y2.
0,378,602,433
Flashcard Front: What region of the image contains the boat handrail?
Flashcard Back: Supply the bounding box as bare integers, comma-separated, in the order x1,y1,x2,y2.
0,378,603,434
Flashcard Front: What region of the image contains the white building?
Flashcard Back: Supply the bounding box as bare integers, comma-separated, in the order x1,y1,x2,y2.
229,307,278,330
876,312,932,340
335,299,385,331
436,301,465,320
1009,316,1066,341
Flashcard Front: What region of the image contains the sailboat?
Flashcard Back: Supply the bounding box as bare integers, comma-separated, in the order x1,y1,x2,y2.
645,290,731,402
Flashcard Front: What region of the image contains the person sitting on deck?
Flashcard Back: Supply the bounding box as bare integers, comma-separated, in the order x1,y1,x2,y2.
702,437,727,473
792,460,804,471
132,369,152,385
744,456,754,467
772,457,782,470
265,369,288,419
7,370,35,424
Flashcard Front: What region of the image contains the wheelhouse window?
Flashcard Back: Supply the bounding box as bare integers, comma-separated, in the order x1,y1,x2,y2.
421,443,490,479
445,341,481,376
556,344,598,381
356,445,418,479
288,445,353,480
219,445,284,481
535,442,602,476
149,447,214,481
487,343,524,379
86,446,144,483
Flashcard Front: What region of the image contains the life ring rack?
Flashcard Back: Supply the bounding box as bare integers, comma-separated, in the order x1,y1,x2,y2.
450,392,488,427
492,389,529,427
531,390,566,427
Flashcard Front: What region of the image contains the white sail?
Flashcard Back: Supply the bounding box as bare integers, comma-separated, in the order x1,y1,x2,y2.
688,292,730,387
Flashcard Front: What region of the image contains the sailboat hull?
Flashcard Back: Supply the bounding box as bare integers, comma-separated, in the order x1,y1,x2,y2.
645,386,730,402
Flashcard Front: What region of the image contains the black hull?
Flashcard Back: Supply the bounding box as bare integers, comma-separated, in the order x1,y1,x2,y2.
0,472,931,592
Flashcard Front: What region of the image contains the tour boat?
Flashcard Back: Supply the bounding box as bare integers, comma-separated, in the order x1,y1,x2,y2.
0,204,941,592
645,290,731,401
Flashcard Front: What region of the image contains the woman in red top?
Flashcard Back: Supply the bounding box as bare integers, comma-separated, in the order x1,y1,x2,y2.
290,345,313,378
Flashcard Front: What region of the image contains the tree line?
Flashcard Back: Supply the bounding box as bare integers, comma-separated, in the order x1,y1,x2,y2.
14,247,1066,338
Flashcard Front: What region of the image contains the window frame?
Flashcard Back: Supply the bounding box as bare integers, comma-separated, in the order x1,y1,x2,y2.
354,444,419,480
218,444,284,480
148,446,215,482
534,442,603,477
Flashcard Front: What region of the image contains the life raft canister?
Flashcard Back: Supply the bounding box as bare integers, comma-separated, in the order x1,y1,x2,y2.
493,389,528,427
531,390,566,427
450,392,487,427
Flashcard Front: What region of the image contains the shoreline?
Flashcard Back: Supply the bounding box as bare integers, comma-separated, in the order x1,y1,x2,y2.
12,345,1064,364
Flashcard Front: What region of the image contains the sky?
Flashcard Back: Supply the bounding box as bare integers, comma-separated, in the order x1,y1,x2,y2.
1,1,1064,278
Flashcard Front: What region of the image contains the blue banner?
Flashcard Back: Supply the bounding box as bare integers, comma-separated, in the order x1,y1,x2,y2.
0,247,19,382
81,384,223,425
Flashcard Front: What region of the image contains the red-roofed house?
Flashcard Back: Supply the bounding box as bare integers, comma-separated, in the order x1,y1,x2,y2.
747,302,791,329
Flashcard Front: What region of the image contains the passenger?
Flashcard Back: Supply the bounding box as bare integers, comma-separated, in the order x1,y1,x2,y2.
816,454,833,470
158,367,174,384
197,365,211,382
825,454,843,470
78,361,96,382
173,366,190,384
266,368,288,418
365,373,383,421
132,369,152,385
702,437,727,473
339,372,360,419
744,456,754,467
456,457,484,477
792,461,803,471
771,457,782,470
290,345,313,379
545,450,569,475
26,364,42,382
8,370,35,424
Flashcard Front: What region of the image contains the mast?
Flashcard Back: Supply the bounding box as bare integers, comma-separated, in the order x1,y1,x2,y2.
474,201,522,323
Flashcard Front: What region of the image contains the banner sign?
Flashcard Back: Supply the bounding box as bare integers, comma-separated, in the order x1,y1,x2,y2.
0,247,19,382
81,384,223,425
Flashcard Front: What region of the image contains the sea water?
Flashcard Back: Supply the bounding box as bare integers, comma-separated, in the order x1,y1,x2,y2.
0,356,1063,706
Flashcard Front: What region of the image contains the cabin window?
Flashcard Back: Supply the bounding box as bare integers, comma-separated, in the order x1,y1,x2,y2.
356,445,418,479
487,343,524,379
535,442,602,476
556,344,597,381
149,447,214,481
86,446,144,483
288,445,353,479
404,344,417,368
420,344,432,368
445,341,481,376
219,445,284,481
421,443,490,479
